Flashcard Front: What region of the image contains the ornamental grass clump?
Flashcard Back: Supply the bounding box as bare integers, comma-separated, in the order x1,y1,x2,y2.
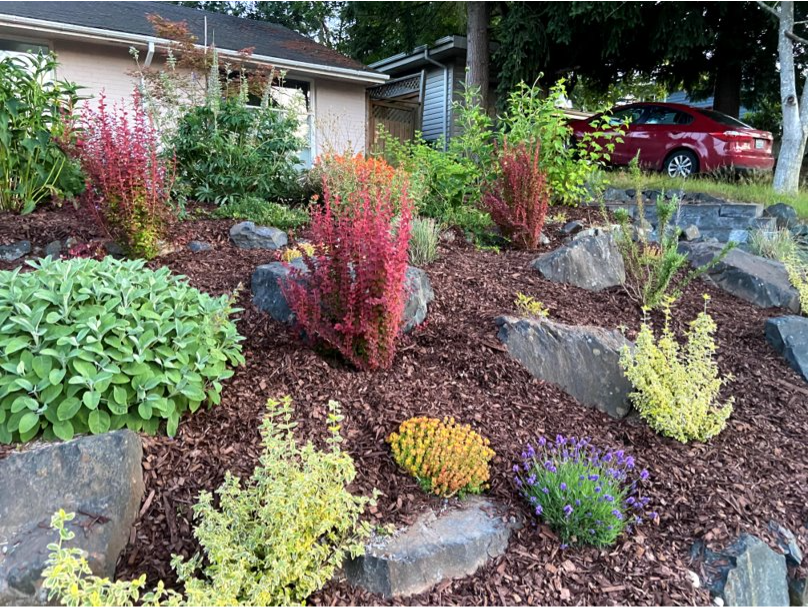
409,216,440,266
0,256,244,443
42,396,373,607
283,156,412,370
387,416,495,498
619,297,733,443
516,435,655,547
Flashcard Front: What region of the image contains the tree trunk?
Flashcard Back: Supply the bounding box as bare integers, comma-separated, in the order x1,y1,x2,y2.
466,1,490,109
773,1,808,194
712,2,744,118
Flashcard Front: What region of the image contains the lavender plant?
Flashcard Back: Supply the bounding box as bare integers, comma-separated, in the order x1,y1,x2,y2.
515,435,656,547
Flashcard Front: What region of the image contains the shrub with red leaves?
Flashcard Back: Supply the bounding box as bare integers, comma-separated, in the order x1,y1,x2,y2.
63,91,174,258
283,157,413,370
482,141,551,250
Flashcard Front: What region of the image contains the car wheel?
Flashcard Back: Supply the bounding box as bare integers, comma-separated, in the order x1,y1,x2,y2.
664,149,698,178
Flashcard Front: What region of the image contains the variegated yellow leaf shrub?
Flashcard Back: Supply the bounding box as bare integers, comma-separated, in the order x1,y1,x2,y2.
784,255,808,314
515,292,549,319
42,396,373,607
280,242,316,263
387,416,495,498
619,297,733,443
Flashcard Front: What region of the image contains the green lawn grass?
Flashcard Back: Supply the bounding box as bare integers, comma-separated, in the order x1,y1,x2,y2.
605,171,808,218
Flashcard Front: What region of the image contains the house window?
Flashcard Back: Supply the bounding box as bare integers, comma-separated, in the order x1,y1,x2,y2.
0,39,49,56
269,79,313,168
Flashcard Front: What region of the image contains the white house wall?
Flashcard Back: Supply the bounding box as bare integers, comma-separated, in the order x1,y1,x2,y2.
313,77,368,156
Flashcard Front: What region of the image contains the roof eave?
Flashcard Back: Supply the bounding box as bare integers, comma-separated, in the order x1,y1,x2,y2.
0,13,388,84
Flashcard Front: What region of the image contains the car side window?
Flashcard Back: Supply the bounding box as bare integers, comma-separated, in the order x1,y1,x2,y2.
642,106,694,126
609,107,646,126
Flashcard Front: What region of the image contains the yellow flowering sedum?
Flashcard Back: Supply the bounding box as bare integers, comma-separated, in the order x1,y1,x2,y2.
42,396,373,607
280,242,316,262
784,255,808,314
619,298,733,443
387,416,495,498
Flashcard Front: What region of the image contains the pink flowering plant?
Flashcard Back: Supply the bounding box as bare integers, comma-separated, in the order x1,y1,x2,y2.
515,435,656,547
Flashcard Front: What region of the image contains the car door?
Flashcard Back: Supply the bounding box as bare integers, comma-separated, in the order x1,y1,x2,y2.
629,105,695,169
606,105,649,166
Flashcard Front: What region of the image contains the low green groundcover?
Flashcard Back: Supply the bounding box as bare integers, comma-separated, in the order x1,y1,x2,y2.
0,256,244,443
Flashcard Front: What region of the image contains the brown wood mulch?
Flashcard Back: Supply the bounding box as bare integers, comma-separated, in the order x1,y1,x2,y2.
1,206,806,606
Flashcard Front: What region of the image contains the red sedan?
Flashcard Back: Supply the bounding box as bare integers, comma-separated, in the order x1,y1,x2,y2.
570,102,774,177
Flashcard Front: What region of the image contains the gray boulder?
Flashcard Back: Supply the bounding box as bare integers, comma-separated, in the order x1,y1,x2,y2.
0,431,144,605
187,240,212,252
229,221,288,250
768,520,803,567
344,498,515,598
765,316,808,382
496,316,634,419
44,240,62,258
561,220,585,235
251,261,433,333
682,242,800,312
0,240,31,262
532,233,625,292
681,225,701,241
602,187,632,203
763,203,799,229
699,534,789,607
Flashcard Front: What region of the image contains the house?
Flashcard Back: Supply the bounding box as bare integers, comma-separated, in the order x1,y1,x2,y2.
0,1,387,163
369,36,593,150
664,91,751,119
368,36,494,150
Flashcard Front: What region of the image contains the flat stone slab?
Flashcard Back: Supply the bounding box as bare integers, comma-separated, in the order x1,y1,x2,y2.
765,316,808,382
496,316,633,419
229,221,287,250
682,242,800,312
0,431,144,605
251,261,433,333
344,498,515,598
532,233,625,292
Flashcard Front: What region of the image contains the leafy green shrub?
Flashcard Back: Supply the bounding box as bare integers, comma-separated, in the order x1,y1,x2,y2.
0,53,84,214
409,216,440,266
172,51,303,205
619,298,733,443
212,196,309,230
42,397,372,607
0,256,244,443
612,187,732,309
515,292,549,318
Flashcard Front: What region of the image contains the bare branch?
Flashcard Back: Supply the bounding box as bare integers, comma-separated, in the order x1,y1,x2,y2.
755,0,780,19
786,29,808,46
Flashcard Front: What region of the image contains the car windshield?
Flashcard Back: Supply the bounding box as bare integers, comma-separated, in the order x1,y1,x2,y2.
697,109,752,129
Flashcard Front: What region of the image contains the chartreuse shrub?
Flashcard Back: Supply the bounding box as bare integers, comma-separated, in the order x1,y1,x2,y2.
42,397,373,607
619,298,733,443
516,435,655,547
0,256,244,443
514,292,549,319
387,416,495,498
784,256,808,314
280,242,315,263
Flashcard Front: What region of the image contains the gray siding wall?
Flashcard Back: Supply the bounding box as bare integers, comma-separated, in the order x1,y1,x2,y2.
421,66,448,143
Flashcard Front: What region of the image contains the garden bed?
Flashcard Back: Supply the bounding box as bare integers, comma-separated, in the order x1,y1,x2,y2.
1,205,806,606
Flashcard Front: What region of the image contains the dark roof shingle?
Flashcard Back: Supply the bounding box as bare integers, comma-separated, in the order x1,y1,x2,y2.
0,1,376,74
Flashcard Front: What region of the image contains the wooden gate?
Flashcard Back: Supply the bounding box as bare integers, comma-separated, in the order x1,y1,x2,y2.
367,73,423,153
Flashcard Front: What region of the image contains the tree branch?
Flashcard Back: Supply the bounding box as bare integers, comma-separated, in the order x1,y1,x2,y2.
786,29,808,46
755,0,780,19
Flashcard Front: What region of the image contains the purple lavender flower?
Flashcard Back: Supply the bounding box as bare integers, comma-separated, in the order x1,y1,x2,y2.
515,477,522,488
649,511,658,520
526,474,537,486
559,482,567,491
538,437,546,447
640,469,649,481
625,496,636,506
575,499,581,506
611,509,623,520
604,495,614,502
588,474,599,481
556,434,565,445
542,486,550,494
535,504,543,516
563,505,573,517
594,486,602,493
512,465,520,473
625,456,635,469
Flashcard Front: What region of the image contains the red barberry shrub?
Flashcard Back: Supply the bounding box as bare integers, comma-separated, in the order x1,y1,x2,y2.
283,156,413,370
482,141,551,250
63,91,174,258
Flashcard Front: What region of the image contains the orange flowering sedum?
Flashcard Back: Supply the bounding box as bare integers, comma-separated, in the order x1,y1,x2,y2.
387,416,495,498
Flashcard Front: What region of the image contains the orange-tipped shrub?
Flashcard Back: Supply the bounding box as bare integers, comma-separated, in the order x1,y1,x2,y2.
387,416,495,498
